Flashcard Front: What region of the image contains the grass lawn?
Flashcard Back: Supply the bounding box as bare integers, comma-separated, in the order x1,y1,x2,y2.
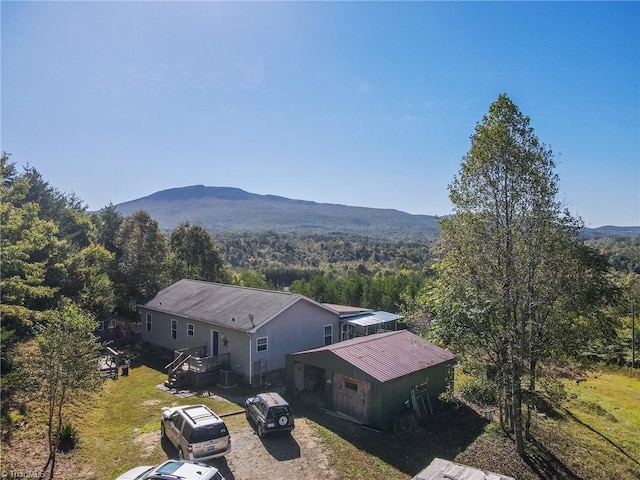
2,350,638,480
73,353,246,479
526,367,640,479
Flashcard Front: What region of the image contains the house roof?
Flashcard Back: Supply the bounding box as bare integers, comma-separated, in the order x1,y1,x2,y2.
141,279,334,331
292,330,455,382
412,458,515,480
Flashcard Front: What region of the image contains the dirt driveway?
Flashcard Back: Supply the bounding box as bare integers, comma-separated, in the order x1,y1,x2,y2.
162,412,337,480
222,415,336,480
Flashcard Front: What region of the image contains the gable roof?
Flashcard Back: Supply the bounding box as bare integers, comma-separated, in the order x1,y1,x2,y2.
292,330,455,382
141,279,335,331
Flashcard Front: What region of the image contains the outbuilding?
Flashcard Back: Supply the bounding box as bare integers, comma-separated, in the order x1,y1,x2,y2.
286,330,455,431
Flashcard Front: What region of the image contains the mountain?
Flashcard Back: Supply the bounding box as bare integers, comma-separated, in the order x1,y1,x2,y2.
114,185,442,240
580,225,640,239
114,185,640,241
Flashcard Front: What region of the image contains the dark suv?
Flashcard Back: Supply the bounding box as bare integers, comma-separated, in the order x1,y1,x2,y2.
161,404,231,461
244,392,295,437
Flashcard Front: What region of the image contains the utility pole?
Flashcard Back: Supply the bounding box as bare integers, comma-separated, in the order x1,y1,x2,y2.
632,303,636,369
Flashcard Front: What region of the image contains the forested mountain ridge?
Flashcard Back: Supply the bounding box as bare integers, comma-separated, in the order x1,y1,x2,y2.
114,185,639,241
114,185,442,240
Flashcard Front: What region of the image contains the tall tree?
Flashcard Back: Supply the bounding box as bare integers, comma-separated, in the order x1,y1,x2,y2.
429,94,614,456
168,222,228,283
114,210,169,314
92,203,124,255
0,154,59,332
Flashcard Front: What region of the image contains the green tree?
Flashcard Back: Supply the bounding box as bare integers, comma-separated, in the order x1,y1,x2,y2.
230,269,271,289
429,94,614,456
169,222,227,283
0,155,59,333
28,303,103,480
114,210,169,315
76,244,116,318
92,203,124,255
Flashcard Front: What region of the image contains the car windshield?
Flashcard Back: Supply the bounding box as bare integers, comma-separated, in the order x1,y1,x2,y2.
133,467,154,480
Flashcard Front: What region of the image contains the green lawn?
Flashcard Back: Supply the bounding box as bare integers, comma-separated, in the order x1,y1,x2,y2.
540,367,640,479
3,352,638,480
71,355,244,479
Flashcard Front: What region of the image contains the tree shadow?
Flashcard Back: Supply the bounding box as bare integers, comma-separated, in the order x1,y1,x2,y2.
561,407,640,467
296,400,489,477
524,435,581,480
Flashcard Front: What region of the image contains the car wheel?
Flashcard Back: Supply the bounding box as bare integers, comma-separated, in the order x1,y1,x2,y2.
278,415,288,426
257,423,264,438
178,447,184,460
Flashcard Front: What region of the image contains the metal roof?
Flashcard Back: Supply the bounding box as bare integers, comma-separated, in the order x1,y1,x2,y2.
412,458,515,480
342,310,402,327
323,303,373,317
141,279,334,331
292,330,455,382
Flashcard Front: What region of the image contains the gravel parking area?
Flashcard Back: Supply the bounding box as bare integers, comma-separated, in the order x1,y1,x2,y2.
216,414,337,480
158,386,338,480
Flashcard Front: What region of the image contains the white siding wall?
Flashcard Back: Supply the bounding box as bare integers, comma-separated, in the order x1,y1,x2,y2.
251,300,339,372
140,300,339,384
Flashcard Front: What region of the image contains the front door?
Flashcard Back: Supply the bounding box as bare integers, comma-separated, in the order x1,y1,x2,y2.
209,330,219,357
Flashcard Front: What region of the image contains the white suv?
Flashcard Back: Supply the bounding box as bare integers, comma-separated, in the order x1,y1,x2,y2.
115,459,225,480
161,405,231,461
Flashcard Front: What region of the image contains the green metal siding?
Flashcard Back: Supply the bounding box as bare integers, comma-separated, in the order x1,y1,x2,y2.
286,352,455,431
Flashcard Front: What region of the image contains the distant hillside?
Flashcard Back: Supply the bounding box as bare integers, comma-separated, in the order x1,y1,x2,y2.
114,185,640,241
580,225,640,239
115,185,441,240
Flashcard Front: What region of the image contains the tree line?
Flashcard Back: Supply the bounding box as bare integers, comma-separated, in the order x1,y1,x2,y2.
1,94,639,466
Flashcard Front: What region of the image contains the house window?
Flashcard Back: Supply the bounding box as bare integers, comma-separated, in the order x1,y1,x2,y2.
344,379,358,392
187,324,194,336
324,325,333,346
256,336,268,352
146,313,152,332
171,319,178,340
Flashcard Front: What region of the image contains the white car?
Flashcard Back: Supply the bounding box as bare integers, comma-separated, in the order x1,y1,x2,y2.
115,459,225,480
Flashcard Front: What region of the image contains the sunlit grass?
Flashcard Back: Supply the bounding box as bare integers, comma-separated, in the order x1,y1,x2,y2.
71,361,242,479
5,353,638,480
530,366,640,479
313,424,408,480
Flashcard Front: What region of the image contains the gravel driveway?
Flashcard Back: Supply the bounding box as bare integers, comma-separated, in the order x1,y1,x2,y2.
216,414,337,480
160,411,337,480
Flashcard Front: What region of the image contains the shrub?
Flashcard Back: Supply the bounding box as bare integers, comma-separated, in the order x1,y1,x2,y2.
57,422,79,452
458,377,497,406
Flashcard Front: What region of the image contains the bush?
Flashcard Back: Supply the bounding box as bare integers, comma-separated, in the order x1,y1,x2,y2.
458,377,497,406
57,422,79,452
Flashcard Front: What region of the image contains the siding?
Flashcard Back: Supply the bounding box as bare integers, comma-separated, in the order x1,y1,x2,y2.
140,297,340,385
250,300,339,372
286,334,456,431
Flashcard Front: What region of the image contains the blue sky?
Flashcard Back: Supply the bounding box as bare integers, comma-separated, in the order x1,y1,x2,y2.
2,1,638,227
